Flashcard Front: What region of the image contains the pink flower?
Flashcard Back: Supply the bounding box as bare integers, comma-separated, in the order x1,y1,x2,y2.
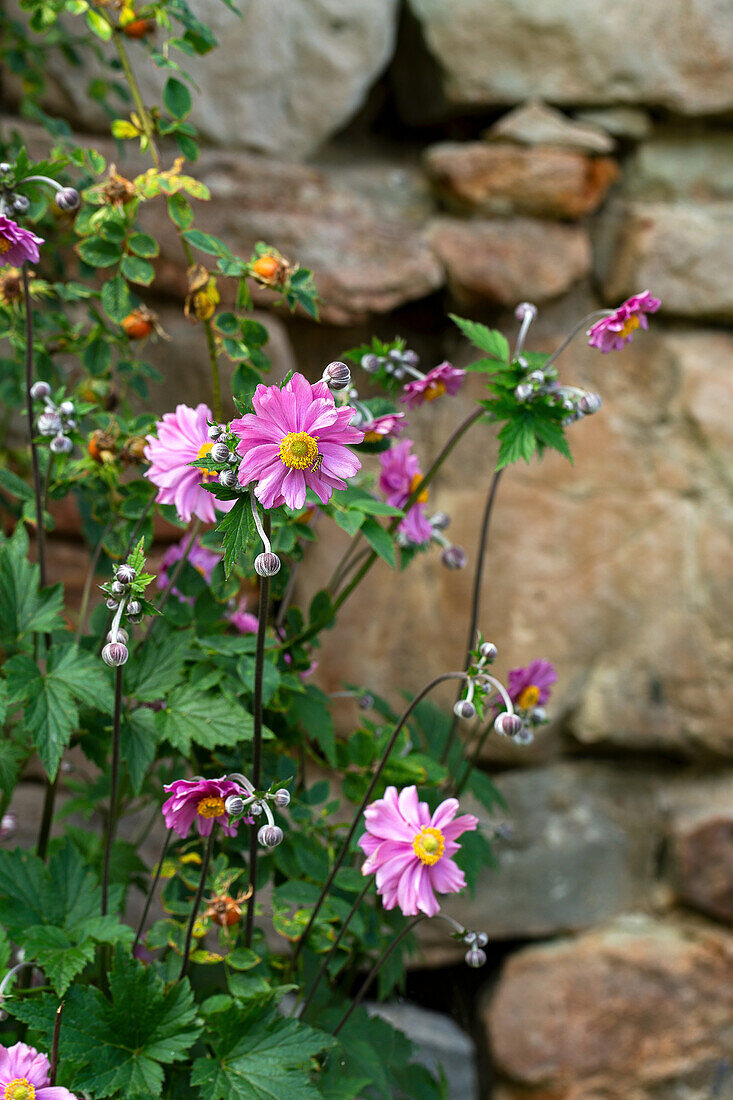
144,404,235,525
0,216,44,268
508,659,557,710
378,439,433,545
359,786,478,917
401,361,465,409
157,535,221,604
162,776,247,838
229,605,259,634
588,291,661,353
0,1041,77,1100
231,373,364,510
359,411,406,443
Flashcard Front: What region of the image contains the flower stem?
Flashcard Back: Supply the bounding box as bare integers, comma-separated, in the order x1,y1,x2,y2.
112,33,161,168
132,827,173,956
299,880,372,1020
143,518,201,642
22,267,46,588
101,666,123,917
332,916,424,1036
291,671,468,969
49,1001,64,1086
440,468,504,766
543,309,614,371
75,520,113,645
178,829,215,981
453,723,493,797
35,776,58,861
244,514,271,949
179,234,223,422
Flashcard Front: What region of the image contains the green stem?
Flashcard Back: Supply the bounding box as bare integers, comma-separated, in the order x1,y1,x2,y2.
299,880,372,1020
332,917,424,1036
75,520,113,645
143,518,201,641
49,1001,64,1086
101,666,123,917
179,235,223,422
113,32,161,167
132,827,173,956
35,775,57,862
454,722,492,797
178,829,215,981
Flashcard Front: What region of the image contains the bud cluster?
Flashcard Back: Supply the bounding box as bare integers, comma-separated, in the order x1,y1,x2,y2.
361,345,419,382
225,774,291,849
463,929,489,969
30,382,76,455
428,512,468,570
199,422,242,492
512,364,602,427
453,637,500,721
99,541,157,665
0,163,79,215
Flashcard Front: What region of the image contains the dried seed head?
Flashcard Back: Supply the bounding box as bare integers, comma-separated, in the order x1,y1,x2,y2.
465,947,487,969
210,441,230,463
55,187,80,211
441,545,467,570
225,795,245,816
453,699,477,720
106,628,128,644
102,641,129,667
254,552,281,577
322,360,351,390
494,712,523,737
479,642,498,661
50,434,72,454
273,789,291,808
30,381,51,400
116,564,136,584
258,824,283,848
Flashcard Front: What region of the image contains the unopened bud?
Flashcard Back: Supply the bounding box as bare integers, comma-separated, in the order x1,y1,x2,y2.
106,598,119,610
494,712,523,737
360,353,380,373
37,411,62,436
479,642,498,661
441,545,467,570
225,795,245,816
579,392,602,416
102,641,128,667
358,692,374,710
0,163,12,177
465,947,487,968
0,812,17,840
12,193,30,214
111,580,125,596
116,564,136,584
258,824,283,848
531,706,547,725
430,512,450,531
106,628,128,644
528,370,545,386
207,424,221,441
254,552,281,577
219,468,238,489
126,599,142,617
323,361,351,390
453,699,477,720
30,381,51,400
514,383,533,403
475,931,488,947
273,789,291,808
58,400,75,417
513,726,534,746
210,441,230,463
402,349,419,368
514,301,537,322
55,187,80,211
249,801,263,816
50,434,72,454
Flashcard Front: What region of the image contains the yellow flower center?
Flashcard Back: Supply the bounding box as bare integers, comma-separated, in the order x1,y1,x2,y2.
279,431,319,470
619,314,640,339
412,825,445,866
197,796,226,818
409,472,428,504
5,1080,35,1100
0,238,11,255
196,440,217,478
363,430,381,444
517,684,540,709
424,380,446,402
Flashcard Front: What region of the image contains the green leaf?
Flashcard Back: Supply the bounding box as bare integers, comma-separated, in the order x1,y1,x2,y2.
101,275,132,323
331,509,364,537
290,686,335,766
11,947,201,1097
0,526,64,648
167,193,193,229
192,1007,334,1100
496,415,537,469
237,655,281,707
0,468,33,501
159,685,254,755
121,707,159,794
83,336,113,376
127,232,159,258
121,254,156,285
125,629,191,700
0,735,24,798
450,314,509,363
85,8,113,39
361,518,396,569
183,228,230,259
164,76,193,119
216,495,252,577
78,237,123,268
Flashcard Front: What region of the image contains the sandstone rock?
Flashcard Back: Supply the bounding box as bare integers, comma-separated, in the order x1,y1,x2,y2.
574,107,653,141
485,916,733,1100
428,216,591,306
659,776,733,925
407,0,733,115
484,102,615,154
424,142,619,219
602,202,733,321
624,133,733,201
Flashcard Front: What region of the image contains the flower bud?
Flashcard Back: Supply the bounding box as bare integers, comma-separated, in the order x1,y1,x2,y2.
273,788,291,808
579,391,602,416
102,641,129,667
1,812,17,840
219,469,238,489
453,699,477,720
116,564,136,584
323,361,351,390
360,353,380,373
37,411,62,436
465,947,487,969
479,642,498,661
210,441,230,463
106,628,128,644
258,824,283,848
228,451,239,465
249,801,263,816
513,726,534,746
58,400,75,417
528,370,545,385
514,301,537,322
531,706,547,725
0,163,12,177
402,349,419,368
55,187,80,211
225,795,245,816
65,419,77,431
441,545,467,570
207,424,221,440
50,434,72,454
106,598,119,610
514,383,533,403
475,931,488,947
111,580,126,596
254,552,281,577
494,712,523,737
12,193,30,214
358,692,374,710
127,612,143,625
30,381,51,400
126,599,142,617
430,512,450,531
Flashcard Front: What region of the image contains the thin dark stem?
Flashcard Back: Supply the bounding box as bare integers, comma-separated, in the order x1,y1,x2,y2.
35,776,57,861
101,666,123,917
203,316,222,422
332,917,424,1036
23,266,46,588
244,515,271,948
326,532,365,595
143,518,201,641
122,493,155,560
132,827,173,955
299,880,372,1020
75,520,113,644
49,1001,64,1085
178,829,215,981
454,723,493,797
332,545,373,597
441,469,504,766
291,671,467,969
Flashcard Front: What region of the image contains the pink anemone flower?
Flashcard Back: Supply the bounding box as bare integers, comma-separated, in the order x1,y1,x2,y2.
162,776,247,838
229,605,259,634
507,659,557,711
359,411,406,443
401,361,465,409
587,291,661,353
144,403,235,524
378,439,433,545
158,535,221,604
0,216,44,267
0,1041,77,1100
230,373,364,510
359,785,478,917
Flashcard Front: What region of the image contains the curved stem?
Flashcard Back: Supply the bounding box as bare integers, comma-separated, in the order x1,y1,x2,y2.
113,33,160,167
441,469,504,765
23,267,46,588
299,880,372,1020
101,666,123,917
143,518,201,642
543,309,613,371
179,234,223,422
132,827,173,955
332,916,424,1036
75,520,113,644
291,671,468,969
178,829,215,981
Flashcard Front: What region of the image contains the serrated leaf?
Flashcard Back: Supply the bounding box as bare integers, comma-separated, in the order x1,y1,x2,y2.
450,314,509,363
164,76,192,119
77,237,123,268
127,231,159,258
290,686,335,766
0,468,33,500
101,275,132,323
360,518,396,569
126,629,191,700
0,526,65,648
215,496,252,577
121,254,155,285
159,685,254,755
121,707,159,794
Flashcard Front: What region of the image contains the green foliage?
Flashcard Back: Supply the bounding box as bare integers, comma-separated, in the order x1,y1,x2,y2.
0,525,65,650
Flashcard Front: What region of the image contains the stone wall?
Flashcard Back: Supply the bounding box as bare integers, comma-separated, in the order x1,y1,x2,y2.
7,1,733,1095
